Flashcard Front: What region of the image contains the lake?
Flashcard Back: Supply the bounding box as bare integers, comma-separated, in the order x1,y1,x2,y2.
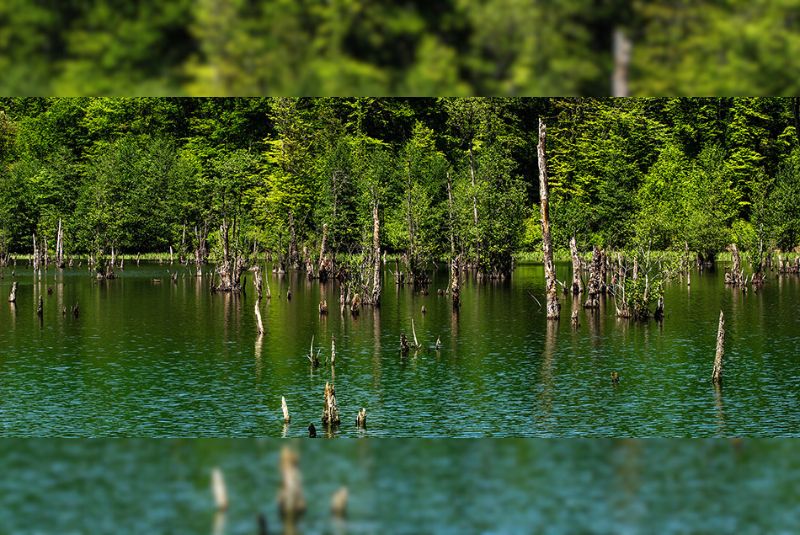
1,261,799,437
1,439,797,534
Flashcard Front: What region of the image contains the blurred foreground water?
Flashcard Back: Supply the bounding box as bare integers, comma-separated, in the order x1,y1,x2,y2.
0,439,797,534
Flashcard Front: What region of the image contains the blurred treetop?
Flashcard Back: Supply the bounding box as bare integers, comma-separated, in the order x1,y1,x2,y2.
1,0,799,96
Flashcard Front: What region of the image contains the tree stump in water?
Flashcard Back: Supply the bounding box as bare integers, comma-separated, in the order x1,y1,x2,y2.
584,246,602,308
321,382,340,427
319,300,328,315
254,300,264,335
356,408,367,429
331,487,349,518
37,296,43,317
278,447,306,522
400,333,410,357
211,467,228,512
281,396,290,423
450,257,461,310
569,236,583,294
8,281,16,303
712,310,725,384
725,244,745,286
253,266,263,299
654,296,664,321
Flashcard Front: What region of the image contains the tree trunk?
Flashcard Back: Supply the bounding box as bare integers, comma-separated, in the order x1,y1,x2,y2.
538,118,560,320
318,223,330,282
569,236,583,294
468,144,479,268
612,27,632,97
447,171,456,261
371,200,381,306
8,281,17,303
712,310,725,384
450,255,461,310
287,209,299,269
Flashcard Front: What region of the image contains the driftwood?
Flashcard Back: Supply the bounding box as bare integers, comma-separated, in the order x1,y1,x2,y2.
712,310,725,384
538,118,560,320
278,447,306,522
321,382,340,426
307,336,320,368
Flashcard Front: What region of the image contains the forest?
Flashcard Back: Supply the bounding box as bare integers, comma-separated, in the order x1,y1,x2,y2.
1,97,800,285
2,1,800,96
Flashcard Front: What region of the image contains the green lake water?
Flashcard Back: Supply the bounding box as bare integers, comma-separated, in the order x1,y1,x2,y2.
0,262,799,437
1,439,797,534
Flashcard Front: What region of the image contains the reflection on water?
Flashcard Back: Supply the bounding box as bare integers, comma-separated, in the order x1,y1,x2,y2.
1,263,800,437
0,439,798,534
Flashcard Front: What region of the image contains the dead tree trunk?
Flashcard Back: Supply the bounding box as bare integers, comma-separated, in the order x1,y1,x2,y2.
32,233,39,271
287,210,299,269
318,223,330,282
214,218,245,292
55,218,64,268
725,244,745,286
278,447,306,522
8,281,17,303
447,170,456,261
253,266,263,299
469,145,480,268
450,255,461,310
584,246,602,309
712,310,725,384
538,118,560,320
369,201,381,307
569,236,583,294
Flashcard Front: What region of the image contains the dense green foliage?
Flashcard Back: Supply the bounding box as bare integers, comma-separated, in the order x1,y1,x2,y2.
1,97,799,273
2,1,800,96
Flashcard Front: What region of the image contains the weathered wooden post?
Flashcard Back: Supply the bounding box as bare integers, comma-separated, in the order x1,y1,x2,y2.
538,118,560,320
8,281,16,303
211,467,228,511
712,310,725,384
278,447,306,522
